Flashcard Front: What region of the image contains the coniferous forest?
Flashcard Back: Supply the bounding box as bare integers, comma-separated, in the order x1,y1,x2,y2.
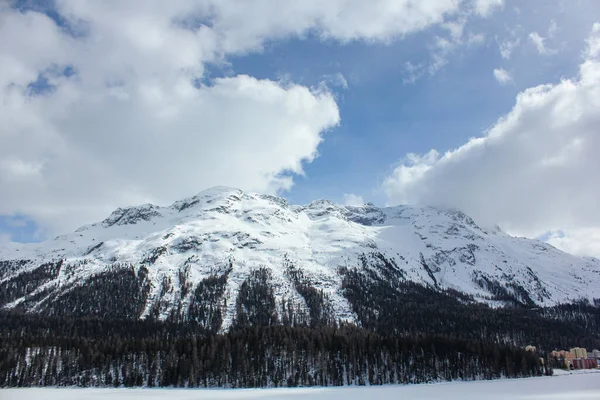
1,261,599,388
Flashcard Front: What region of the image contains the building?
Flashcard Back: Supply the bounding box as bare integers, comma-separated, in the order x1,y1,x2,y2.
551,350,569,359
549,350,570,369
570,347,588,359
571,358,598,370
548,348,599,370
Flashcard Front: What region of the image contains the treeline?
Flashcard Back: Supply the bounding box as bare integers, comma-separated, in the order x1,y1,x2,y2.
1,257,599,388
341,266,600,351
0,317,544,388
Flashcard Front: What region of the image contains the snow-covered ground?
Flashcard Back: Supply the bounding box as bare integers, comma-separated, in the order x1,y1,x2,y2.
552,368,600,376
3,372,600,400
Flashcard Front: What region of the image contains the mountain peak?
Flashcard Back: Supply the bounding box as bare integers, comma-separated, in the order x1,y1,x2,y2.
171,186,244,212
193,186,244,198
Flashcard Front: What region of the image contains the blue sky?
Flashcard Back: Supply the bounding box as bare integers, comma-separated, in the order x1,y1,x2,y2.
217,1,596,205
1,0,600,256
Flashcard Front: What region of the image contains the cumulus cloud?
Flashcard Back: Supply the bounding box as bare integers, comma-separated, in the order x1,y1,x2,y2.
343,194,365,206
0,0,468,235
493,68,512,84
383,23,600,256
545,229,600,258
207,0,462,46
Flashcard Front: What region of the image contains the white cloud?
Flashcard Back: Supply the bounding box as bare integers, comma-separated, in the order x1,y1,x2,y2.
398,1,505,83
590,22,600,55
322,73,349,89
0,158,44,181
443,20,466,41
548,19,558,38
473,0,504,17
0,1,470,235
529,32,549,54
425,2,504,79
529,24,559,56
427,28,487,76
201,0,463,48
545,229,600,258
1,71,340,233
498,37,520,59
383,24,600,256
429,36,457,74
402,61,426,84
467,33,486,46
343,193,365,206
493,68,512,84
529,20,560,55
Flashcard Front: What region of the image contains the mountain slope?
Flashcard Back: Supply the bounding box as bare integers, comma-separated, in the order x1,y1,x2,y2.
1,186,599,331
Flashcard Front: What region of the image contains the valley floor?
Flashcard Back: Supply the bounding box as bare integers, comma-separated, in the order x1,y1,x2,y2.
3,371,599,400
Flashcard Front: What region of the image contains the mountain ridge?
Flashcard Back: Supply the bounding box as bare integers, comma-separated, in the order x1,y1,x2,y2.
1,186,599,332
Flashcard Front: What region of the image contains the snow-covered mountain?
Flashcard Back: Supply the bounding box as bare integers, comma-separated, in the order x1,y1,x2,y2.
1,186,599,331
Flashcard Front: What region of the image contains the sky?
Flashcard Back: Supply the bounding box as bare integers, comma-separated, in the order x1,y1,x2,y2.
1,0,600,257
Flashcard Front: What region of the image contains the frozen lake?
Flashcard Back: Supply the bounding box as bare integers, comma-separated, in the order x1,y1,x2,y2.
3,371,599,399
